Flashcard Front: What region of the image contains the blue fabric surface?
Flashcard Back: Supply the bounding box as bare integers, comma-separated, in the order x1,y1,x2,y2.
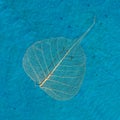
0,0,120,120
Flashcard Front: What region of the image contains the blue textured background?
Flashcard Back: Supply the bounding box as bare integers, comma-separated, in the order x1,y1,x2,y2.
0,0,120,120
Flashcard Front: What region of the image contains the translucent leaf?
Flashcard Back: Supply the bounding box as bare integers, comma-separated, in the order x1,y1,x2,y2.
22,17,96,101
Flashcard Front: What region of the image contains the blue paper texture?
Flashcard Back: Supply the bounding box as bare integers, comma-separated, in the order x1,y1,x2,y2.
0,0,120,120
